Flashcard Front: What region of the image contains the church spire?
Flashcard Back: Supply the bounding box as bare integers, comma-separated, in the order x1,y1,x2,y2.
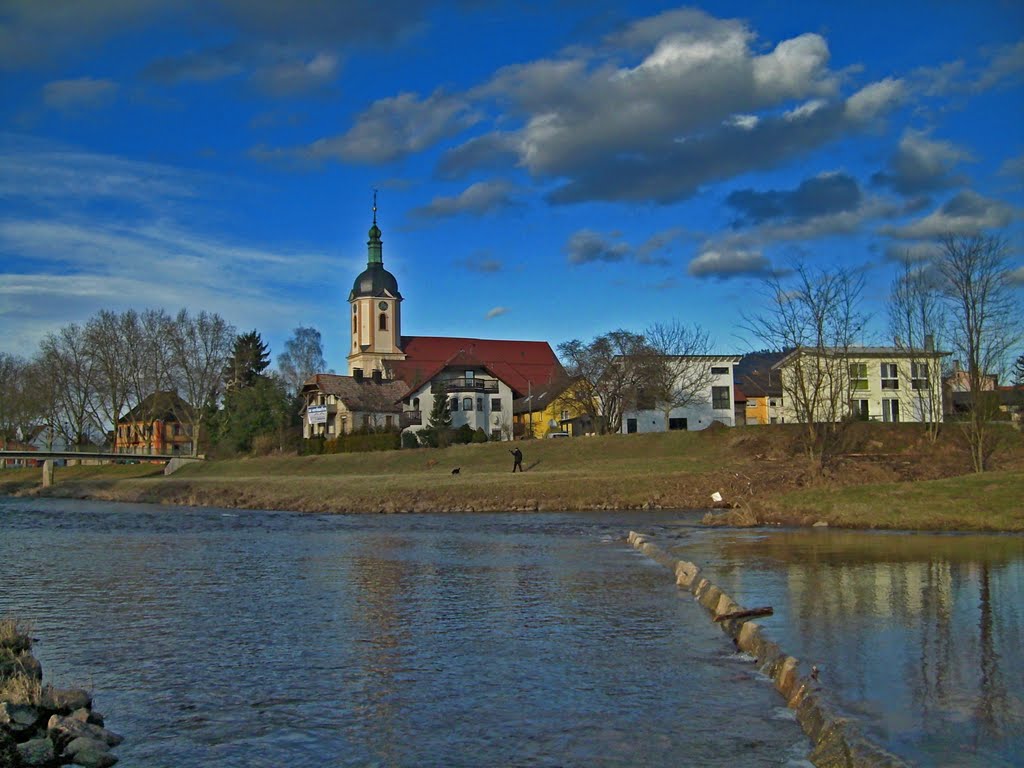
367,189,383,265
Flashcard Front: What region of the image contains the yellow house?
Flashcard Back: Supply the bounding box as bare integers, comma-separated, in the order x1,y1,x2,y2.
513,377,594,437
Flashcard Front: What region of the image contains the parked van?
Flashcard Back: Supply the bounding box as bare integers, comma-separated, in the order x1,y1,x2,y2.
547,432,570,438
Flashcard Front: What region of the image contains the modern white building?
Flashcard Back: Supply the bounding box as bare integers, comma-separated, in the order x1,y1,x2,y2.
621,355,742,433
772,346,949,424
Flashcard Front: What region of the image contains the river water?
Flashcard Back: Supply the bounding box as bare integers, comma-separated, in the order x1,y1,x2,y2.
1,498,1021,767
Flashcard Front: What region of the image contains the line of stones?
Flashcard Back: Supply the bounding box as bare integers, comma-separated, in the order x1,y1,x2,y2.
0,649,122,768
627,531,909,768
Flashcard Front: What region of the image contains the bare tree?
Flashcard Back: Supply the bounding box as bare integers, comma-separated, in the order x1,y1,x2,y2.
643,320,714,428
38,324,101,450
166,309,236,457
743,262,868,465
85,310,134,450
888,257,947,440
557,330,655,434
937,233,1021,472
122,309,175,452
277,326,328,397
0,353,44,446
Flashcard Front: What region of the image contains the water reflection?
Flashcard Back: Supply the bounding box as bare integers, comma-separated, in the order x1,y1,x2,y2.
675,529,1024,767
0,500,808,768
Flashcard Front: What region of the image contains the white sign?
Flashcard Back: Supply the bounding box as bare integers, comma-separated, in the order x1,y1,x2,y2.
307,405,328,425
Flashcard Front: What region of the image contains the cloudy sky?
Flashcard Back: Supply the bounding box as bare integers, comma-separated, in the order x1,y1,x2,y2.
1,0,1022,369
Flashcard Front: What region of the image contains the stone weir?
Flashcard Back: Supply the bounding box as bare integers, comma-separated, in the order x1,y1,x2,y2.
1,634,122,768
627,531,909,768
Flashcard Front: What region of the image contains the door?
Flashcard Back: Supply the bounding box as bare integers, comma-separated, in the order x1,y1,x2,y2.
627,418,638,434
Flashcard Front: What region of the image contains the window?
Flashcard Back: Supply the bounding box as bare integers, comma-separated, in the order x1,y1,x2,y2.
491,398,502,412
379,313,387,331
463,397,473,411
465,370,474,379
712,386,730,410
668,417,688,431
385,415,393,428
353,306,357,314
881,363,899,390
850,399,869,420
911,362,929,390
450,397,459,411
882,399,900,423
560,409,569,421
477,397,483,412
491,429,501,441
711,366,728,375
412,398,420,410
770,417,777,424
352,317,357,333
849,362,868,390
362,415,370,428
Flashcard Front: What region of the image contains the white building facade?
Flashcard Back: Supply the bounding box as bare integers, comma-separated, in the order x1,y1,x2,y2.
621,355,742,433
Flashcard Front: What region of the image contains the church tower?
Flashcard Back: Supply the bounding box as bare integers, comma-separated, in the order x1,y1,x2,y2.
347,196,405,377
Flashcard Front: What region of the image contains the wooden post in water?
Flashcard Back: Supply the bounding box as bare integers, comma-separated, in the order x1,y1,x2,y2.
42,459,54,488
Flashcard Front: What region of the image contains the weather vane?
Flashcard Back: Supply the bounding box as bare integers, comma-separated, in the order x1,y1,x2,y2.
372,189,378,225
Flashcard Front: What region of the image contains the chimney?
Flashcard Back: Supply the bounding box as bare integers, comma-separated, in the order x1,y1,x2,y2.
924,334,934,353
353,368,363,381
372,369,382,383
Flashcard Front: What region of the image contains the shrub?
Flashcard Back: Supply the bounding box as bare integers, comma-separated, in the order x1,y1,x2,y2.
472,427,489,443
0,617,31,653
401,431,420,449
452,424,475,445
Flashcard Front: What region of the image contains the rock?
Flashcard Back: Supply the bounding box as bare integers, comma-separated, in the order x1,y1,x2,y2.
69,710,103,728
70,746,117,768
46,716,122,753
0,729,23,768
812,520,829,528
63,737,109,758
15,738,53,768
0,702,41,737
63,736,117,765
40,689,91,715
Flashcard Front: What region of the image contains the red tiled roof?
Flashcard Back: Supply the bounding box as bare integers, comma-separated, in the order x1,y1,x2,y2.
391,336,565,398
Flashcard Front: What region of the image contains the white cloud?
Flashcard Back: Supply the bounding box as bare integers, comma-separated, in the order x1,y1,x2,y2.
844,78,905,122
485,306,508,319
688,248,772,279
409,181,517,220
1008,266,1024,286
872,129,971,195
42,77,119,111
883,190,1017,239
268,90,479,164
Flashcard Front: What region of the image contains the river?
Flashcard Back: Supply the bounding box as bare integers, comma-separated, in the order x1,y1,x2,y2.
1,498,1021,767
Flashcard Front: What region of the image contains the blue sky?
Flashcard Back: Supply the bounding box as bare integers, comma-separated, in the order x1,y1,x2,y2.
1,0,1022,371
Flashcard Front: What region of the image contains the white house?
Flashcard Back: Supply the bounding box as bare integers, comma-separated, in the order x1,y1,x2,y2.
772,346,949,424
621,355,742,433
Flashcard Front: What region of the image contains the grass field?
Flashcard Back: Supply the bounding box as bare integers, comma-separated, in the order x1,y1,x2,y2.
2,424,1022,530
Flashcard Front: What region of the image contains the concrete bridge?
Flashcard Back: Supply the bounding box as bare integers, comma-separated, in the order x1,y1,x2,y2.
0,450,202,487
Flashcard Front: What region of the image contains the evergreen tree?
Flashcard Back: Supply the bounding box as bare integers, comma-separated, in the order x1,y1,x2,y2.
212,375,292,454
420,392,453,448
223,330,270,391
1015,353,1024,386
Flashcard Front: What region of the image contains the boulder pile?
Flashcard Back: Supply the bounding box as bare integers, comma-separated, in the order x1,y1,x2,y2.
1,621,121,768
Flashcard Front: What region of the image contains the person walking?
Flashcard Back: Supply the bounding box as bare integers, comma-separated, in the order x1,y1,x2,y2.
510,446,523,473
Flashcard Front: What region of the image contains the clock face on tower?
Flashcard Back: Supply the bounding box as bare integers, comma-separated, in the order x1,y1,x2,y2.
378,301,388,311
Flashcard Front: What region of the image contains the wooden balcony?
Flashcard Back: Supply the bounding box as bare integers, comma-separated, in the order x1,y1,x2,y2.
401,410,422,427
431,377,499,394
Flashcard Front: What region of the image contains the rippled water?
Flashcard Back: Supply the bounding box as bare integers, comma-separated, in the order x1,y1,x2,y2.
652,526,1024,768
0,499,811,768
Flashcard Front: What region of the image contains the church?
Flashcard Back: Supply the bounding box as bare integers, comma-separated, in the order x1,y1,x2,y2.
301,206,566,442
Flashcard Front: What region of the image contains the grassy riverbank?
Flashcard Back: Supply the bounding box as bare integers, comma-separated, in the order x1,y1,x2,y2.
2,423,1022,530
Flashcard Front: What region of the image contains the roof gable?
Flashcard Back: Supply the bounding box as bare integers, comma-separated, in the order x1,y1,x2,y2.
391,336,565,398
302,374,406,412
